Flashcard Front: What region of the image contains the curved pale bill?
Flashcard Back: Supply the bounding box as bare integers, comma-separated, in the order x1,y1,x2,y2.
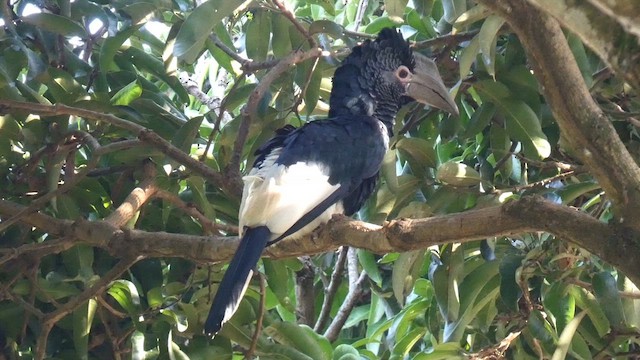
406,53,459,116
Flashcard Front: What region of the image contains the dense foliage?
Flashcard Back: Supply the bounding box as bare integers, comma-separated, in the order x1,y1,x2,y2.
0,0,638,359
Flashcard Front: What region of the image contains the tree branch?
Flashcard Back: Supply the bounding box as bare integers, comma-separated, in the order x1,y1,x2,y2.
294,257,316,326
522,0,640,90
2,196,637,285
314,247,347,333
476,0,640,230
323,266,367,342
0,100,241,198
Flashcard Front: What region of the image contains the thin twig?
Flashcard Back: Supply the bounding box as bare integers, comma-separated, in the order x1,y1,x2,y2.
228,48,323,176
323,271,367,342
97,307,123,360
154,189,239,235
0,100,238,197
0,131,101,233
412,30,479,50
209,34,248,67
179,72,220,111
469,331,522,359
314,247,348,332
493,141,519,171
35,256,142,360
272,0,316,48
353,0,368,31
514,153,584,172
246,273,266,358
202,73,247,162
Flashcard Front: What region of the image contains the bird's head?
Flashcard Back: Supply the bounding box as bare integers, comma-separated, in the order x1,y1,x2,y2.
330,28,458,126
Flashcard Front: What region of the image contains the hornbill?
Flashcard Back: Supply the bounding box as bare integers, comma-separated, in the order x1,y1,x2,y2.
204,28,459,336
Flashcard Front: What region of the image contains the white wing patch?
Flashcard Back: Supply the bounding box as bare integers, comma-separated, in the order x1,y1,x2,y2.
239,149,344,240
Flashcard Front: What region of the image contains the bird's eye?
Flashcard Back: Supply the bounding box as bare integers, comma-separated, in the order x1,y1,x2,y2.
396,66,411,81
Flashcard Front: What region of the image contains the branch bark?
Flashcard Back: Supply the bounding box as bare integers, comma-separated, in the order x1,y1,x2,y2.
476,0,640,231
2,196,638,285
522,0,640,90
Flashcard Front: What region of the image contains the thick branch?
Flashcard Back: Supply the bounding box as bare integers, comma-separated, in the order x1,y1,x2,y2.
523,0,640,90
2,196,637,285
477,0,640,229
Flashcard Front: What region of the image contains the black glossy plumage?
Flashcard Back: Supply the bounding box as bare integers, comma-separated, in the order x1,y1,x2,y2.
203,226,270,333
329,28,415,130
205,28,420,336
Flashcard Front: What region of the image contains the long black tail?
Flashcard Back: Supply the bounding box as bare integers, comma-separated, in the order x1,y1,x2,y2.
204,226,271,336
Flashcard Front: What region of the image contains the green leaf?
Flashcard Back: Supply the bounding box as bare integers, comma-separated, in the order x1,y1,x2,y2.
171,116,203,154
110,80,143,106
463,102,495,138
551,310,587,360
544,282,575,332
459,35,480,79
592,272,627,330
123,47,190,103
385,0,409,22
304,63,323,116
392,250,424,305
499,254,524,312
381,149,399,193
489,123,513,177
430,260,454,322
566,33,593,88
558,181,601,205
396,137,437,173
22,13,87,37
394,327,427,356
445,259,499,342
436,161,482,187
569,286,610,337
174,0,245,63
45,67,87,103
528,309,555,344
264,322,332,360
407,9,436,36
620,277,640,329
72,299,97,360
478,15,505,79
308,20,344,38
263,259,294,312
357,249,382,286
412,342,465,360
473,79,511,99
100,25,143,74
441,0,467,23
476,82,551,160
333,344,359,360
38,273,81,299
62,245,94,280
453,5,491,30
245,9,271,62
185,176,215,219
272,16,293,58
364,17,399,34
208,23,236,73
108,280,142,315
501,99,551,159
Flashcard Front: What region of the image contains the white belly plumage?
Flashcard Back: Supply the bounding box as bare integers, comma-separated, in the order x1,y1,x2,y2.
239,152,344,240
